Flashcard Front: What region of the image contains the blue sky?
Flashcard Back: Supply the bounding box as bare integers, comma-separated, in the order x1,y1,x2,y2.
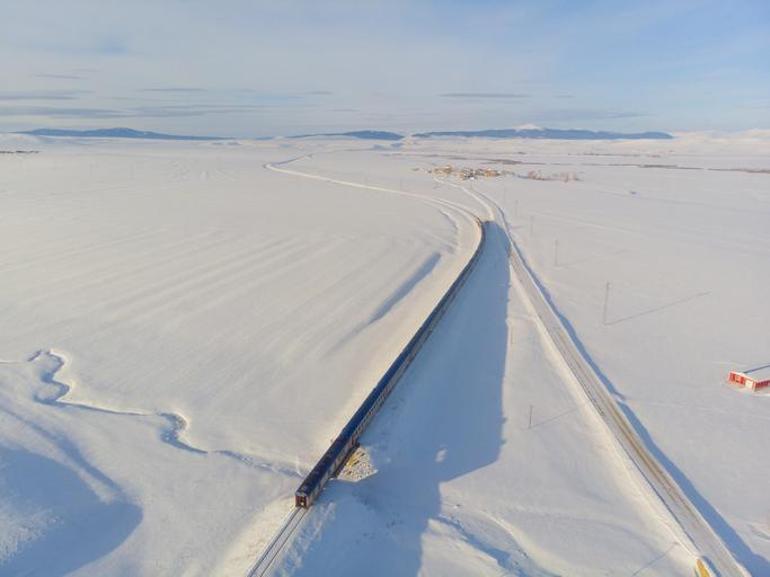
1,0,768,136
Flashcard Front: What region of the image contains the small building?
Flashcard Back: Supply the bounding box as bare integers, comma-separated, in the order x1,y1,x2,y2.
728,366,770,391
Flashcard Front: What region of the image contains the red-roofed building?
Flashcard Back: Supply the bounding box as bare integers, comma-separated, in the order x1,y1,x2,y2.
728,366,770,391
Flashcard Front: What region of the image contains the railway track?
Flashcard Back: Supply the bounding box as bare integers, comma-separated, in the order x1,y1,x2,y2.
247,507,307,577
247,158,487,575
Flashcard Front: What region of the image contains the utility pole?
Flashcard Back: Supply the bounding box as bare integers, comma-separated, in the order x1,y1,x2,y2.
528,405,534,429
603,281,611,324
553,239,559,267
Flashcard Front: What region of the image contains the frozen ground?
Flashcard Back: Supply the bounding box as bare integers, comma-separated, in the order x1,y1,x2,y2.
0,135,474,575
284,133,770,575
0,131,767,575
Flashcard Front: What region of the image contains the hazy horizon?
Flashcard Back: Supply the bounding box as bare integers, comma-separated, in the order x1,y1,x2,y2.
2,0,768,137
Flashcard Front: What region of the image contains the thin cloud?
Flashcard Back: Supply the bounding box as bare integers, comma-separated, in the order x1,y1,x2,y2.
0,106,125,118
129,104,271,117
0,90,90,101
94,38,129,56
34,73,86,80
0,102,282,121
441,92,530,99
536,109,649,122
744,101,770,109
33,37,130,57
232,89,302,102
140,87,207,93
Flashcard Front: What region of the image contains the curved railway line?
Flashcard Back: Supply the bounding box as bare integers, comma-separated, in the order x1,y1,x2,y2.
247,158,487,575
251,154,746,577
247,508,307,577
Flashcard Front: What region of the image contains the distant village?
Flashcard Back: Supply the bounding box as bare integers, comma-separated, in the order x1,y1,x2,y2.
426,164,579,182
428,164,503,180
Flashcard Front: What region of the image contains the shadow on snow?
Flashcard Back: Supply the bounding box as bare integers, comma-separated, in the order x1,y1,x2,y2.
512,233,769,575
290,222,513,576
0,447,142,576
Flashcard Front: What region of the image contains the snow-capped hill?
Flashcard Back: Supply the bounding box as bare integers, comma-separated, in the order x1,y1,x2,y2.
413,127,673,140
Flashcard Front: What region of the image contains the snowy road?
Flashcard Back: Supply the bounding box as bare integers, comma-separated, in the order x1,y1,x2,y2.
501,217,747,577
430,171,746,575
429,171,744,575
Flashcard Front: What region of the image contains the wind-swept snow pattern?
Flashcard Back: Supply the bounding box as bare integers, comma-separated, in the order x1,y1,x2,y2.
0,136,473,575
1,132,768,575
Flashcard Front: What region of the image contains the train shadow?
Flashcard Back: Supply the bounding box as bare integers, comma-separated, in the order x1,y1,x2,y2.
289,221,509,576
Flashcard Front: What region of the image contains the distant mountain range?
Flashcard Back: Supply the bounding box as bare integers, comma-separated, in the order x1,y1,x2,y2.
413,128,673,140
289,130,405,141
286,127,673,141
18,126,674,142
20,128,229,141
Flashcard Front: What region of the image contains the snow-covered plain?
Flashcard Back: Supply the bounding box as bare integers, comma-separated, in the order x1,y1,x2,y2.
1,132,768,576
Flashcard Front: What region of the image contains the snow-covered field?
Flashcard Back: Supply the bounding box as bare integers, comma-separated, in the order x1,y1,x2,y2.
1,132,768,576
